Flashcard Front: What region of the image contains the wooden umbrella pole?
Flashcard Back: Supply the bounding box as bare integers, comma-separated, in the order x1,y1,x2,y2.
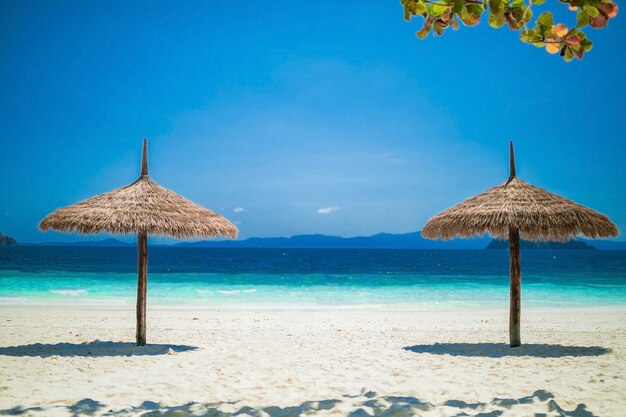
509,228,521,347
136,230,148,346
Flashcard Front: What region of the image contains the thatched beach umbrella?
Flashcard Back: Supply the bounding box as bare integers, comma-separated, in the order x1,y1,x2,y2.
40,139,238,345
422,142,618,347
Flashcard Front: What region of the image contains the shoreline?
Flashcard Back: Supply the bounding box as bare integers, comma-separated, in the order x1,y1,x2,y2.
2,302,626,312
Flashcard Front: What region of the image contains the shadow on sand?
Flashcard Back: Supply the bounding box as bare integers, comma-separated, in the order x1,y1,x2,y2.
0,341,197,358
403,343,610,358
0,390,598,417
0,399,106,417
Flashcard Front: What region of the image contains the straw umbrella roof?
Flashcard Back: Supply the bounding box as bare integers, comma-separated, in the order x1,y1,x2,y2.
422,142,618,348
422,146,618,242
39,141,238,239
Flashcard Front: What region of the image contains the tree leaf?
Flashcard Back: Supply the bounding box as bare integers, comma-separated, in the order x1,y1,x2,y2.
545,42,561,54
460,10,481,27
537,12,554,29
563,47,574,62
564,33,581,46
520,29,543,43
554,24,568,37
431,2,449,16
576,10,590,27
489,13,506,28
465,4,484,16
452,0,463,15
433,21,445,35
597,2,618,18
490,0,505,15
414,1,427,15
589,15,608,28
583,5,600,18
416,26,430,39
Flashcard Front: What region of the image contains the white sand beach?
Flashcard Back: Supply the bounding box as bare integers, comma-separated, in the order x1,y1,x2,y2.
0,306,625,417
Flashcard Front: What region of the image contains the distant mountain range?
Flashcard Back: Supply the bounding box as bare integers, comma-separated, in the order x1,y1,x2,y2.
16,232,626,250
175,232,488,249
25,238,132,247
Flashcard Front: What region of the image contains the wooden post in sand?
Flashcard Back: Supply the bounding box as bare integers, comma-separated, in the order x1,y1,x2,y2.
136,231,148,346
136,140,149,346
508,142,521,347
509,228,521,347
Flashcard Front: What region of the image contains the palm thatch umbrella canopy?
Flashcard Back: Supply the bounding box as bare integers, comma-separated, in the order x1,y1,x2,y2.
40,139,238,345
422,142,618,347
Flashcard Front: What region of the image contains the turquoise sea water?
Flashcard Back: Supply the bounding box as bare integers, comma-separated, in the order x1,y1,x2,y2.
0,247,625,309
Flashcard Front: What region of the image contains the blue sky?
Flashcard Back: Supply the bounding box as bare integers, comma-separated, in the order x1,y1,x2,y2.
1,0,624,242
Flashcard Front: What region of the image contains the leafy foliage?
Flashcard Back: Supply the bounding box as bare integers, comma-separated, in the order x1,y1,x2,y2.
401,0,618,61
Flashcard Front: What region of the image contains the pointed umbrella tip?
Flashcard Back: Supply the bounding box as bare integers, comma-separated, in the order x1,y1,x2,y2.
509,141,516,179
141,138,149,177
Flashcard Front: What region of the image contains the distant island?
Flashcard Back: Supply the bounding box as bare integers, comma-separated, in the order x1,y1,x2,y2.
486,239,595,250
585,239,626,250
0,232,17,246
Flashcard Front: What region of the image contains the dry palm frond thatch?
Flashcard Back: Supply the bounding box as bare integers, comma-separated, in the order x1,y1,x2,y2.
40,176,238,239
421,176,617,242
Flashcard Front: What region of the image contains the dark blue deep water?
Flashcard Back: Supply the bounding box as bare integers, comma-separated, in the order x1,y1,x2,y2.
1,247,625,309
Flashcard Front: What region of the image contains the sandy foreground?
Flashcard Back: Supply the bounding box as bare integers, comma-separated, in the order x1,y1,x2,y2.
0,306,624,417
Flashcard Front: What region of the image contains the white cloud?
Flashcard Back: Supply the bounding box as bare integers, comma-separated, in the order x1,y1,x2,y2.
317,206,339,215
233,207,245,213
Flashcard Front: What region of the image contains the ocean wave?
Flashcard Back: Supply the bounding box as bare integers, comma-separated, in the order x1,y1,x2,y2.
207,302,388,310
217,289,257,295
50,289,87,296
81,298,128,305
0,297,29,303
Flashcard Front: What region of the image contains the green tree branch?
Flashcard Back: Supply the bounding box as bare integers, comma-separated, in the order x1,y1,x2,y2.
401,0,619,61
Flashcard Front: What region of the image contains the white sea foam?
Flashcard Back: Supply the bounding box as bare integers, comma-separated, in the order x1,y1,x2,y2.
196,289,213,294
0,297,29,303
82,298,128,305
207,302,387,311
50,289,87,296
217,289,257,295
